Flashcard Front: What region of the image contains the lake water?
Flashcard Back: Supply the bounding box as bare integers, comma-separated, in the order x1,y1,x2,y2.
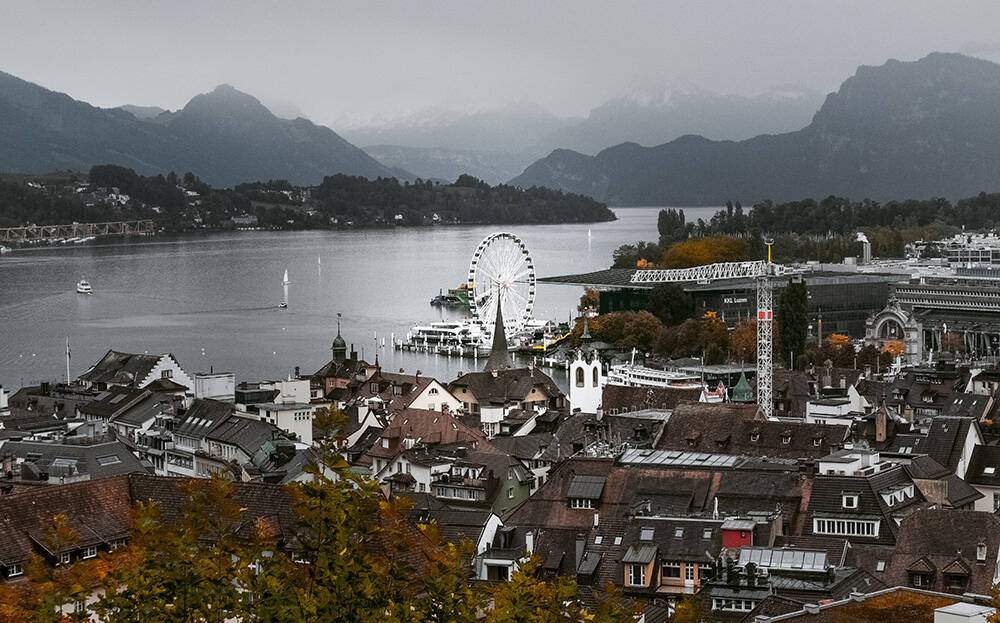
0,207,720,390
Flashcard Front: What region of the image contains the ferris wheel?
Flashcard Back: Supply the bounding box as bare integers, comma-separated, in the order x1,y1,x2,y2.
468,232,536,340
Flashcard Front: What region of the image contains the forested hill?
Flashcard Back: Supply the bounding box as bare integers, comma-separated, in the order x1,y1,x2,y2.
313,174,615,225
511,53,1000,205
0,168,614,231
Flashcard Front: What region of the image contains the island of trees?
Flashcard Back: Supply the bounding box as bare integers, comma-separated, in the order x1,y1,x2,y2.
0,167,616,233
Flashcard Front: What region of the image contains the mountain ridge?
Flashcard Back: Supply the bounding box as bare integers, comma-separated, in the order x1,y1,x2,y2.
510,53,1000,205
0,73,403,187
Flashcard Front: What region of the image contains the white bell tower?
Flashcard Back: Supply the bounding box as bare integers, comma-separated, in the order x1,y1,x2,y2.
569,317,602,414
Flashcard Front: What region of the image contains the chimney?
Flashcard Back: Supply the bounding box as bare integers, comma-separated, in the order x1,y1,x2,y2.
875,407,887,443
525,530,534,554
294,366,300,378
575,533,585,571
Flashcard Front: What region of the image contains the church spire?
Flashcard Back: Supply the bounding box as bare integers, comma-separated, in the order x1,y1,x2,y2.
484,294,509,373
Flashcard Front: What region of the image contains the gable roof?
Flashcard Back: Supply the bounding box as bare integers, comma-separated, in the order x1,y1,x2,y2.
449,367,564,405
78,350,166,387
923,417,979,474
878,509,1000,595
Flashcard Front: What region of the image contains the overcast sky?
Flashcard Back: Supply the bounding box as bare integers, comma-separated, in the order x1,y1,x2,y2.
3,0,1000,127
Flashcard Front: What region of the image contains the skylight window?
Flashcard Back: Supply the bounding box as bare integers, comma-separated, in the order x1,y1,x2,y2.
640,528,654,541
96,455,121,466
876,561,886,572
614,536,622,545
986,467,996,475
674,527,684,538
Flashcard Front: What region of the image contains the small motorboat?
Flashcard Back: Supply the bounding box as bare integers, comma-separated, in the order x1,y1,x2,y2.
0,246,11,255
76,279,93,295
278,301,287,309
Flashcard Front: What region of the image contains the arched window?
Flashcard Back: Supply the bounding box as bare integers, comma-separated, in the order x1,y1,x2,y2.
576,367,584,387
592,366,599,386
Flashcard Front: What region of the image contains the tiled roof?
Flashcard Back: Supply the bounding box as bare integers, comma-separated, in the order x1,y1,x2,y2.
655,402,848,460
602,385,701,414
878,509,1000,595
806,465,925,546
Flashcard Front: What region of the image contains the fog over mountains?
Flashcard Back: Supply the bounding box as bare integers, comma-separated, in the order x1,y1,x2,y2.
511,53,1000,205
0,72,401,187
341,89,823,183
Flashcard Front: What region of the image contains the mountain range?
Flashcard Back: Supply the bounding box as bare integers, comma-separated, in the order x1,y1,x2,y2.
340,90,822,184
0,73,402,187
511,53,1000,205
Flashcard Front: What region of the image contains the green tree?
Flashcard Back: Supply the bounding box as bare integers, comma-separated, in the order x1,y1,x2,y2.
778,278,808,368
657,208,688,246
94,475,249,623
644,283,693,327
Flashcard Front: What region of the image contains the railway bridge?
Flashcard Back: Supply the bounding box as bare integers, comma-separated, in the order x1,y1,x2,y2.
0,220,154,243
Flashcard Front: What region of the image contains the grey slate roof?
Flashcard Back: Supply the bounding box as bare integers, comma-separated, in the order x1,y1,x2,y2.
0,439,150,481
79,350,165,387
965,445,1000,487
567,475,606,499
174,398,233,438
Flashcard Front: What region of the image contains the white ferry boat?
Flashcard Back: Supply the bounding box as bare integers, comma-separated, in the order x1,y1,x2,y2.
407,320,483,345
604,363,703,389
76,279,93,295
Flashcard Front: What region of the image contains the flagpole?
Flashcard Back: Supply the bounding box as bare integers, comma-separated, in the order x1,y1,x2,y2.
65,337,71,385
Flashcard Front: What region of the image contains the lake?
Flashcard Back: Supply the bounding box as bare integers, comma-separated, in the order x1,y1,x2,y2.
0,206,720,390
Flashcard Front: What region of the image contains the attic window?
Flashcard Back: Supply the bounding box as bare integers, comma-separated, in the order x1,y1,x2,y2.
674,527,684,538
640,528,654,541
614,536,622,545
842,494,859,509
750,432,760,442
702,528,712,539
813,438,822,447
595,536,603,545
96,455,121,466
429,388,439,395
986,467,997,475
978,542,987,562
781,435,791,445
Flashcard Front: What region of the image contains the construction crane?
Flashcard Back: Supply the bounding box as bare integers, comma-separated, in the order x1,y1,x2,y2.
630,241,782,419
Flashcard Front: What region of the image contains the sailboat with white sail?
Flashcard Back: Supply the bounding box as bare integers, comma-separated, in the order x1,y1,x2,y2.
279,269,290,308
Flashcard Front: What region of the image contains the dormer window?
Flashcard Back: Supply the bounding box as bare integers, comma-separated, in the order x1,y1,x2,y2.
702,528,712,539
842,494,859,509
750,432,760,442
640,527,654,541
813,438,822,447
370,382,378,393
674,527,684,538
781,435,792,445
